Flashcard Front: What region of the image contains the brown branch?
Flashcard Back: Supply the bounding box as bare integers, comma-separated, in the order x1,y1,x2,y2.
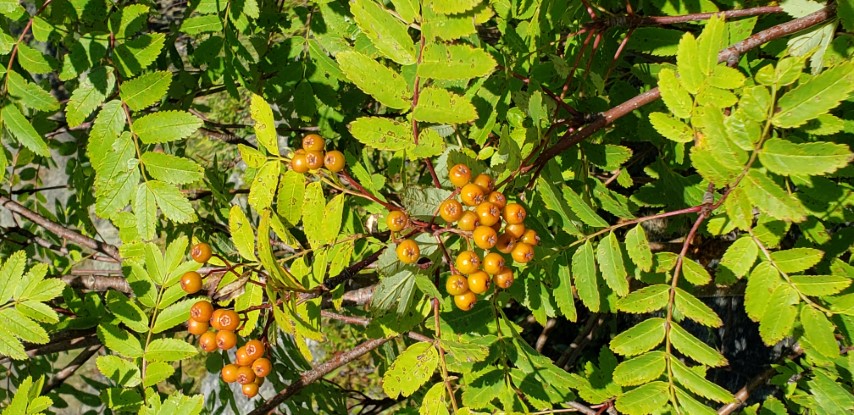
637,6,783,26
247,336,394,415
523,4,838,178
42,344,102,394
320,310,431,342
0,195,121,260
61,274,131,293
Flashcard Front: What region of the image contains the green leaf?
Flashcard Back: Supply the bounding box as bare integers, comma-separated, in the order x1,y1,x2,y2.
143,361,175,388
616,285,669,314
625,225,653,272
769,248,823,273
250,93,279,156
681,258,712,286
94,132,138,218
718,237,758,280
572,242,600,311
383,342,439,399
134,182,157,240
97,355,141,387
772,62,854,128
790,275,851,296
141,152,203,185
841,0,854,31
800,307,839,358
675,288,723,327
180,15,221,34
429,0,480,14
413,87,477,124
418,43,496,81
229,206,257,261
97,323,143,358
613,351,666,387
744,169,807,222
554,258,577,322
563,186,609,228
120,71,172,111
322,194,345,245
745,263,781,321
16,301,59,324
649,112,694,143
106,291,149,333
17,44,57,74
113,33,165,77
7,71,59,112
759,284,799,345
0,251,25,304
248,161,281,211
670,322,728,367
671,358,733,403
696,14,726,76
708,65,746,90
809,371,854,413
351,0,417,65
276,170,306,226
238,144,266,168
0,328,26,360
2,105,50,156
0,308,48,344
420,382,450,415
676,33,702,94
151,298,195,334
349,117,413,151
147,180,197,223
134,110,202,144
610,318,665,356
658,68,693,118
759,138,852,176
596,233,628,296
302,182,326,249
144,338,197,362
675,386,718,415
615,381,669,415
337,50,412,110
461,369,503,409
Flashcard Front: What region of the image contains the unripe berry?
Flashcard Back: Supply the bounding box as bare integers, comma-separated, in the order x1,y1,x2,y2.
454,292,477,311
396,239,420,264
455,251,480,275
445,274,469,296
386,211,409,232
448,164,472,188
467,271,491,294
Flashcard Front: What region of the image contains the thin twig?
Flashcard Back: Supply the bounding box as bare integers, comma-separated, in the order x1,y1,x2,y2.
42,344,102,394
0,195,120,260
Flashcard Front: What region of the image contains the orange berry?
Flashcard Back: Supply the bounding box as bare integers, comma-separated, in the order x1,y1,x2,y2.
455,251,480,275
302,133,325,151
386,211,409,232
460,183,486,206
216,330,237,350
324,150,345,172
236,346,253,366
439,199,464,223
467,271,491,294
511,242,535,263
454,291,477,311
305,150,324,170
245,339,265,361
187,318,208,335
503,203,527,225
457,211,480,232
236,366,256,385
493,268,514,289
448,164,472,188
487,191,507,209
190,300,214,323
505,223,526,239
191,243,213,263
252,357,272,377
475,202,501,227
472,174,494,192
445,274,469,296
221,364,239,383
180,271,203,294
396,239,420,264
472,226,498,250
482,252,506,275
242,382,259,398
215,310,241,331
521,229,540,246
495,233,517,254
199,331,217,352
209,309,225,330
290,153,309,173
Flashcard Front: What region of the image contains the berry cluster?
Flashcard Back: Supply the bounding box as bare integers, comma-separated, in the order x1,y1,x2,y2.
390,165,539,311
289,133,345,174
182,243,271,398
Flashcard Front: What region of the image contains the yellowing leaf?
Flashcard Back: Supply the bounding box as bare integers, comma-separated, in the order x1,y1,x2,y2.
250,93,279,156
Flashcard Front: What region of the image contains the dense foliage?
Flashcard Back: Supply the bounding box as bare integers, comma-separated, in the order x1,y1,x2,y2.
1,0,853,414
